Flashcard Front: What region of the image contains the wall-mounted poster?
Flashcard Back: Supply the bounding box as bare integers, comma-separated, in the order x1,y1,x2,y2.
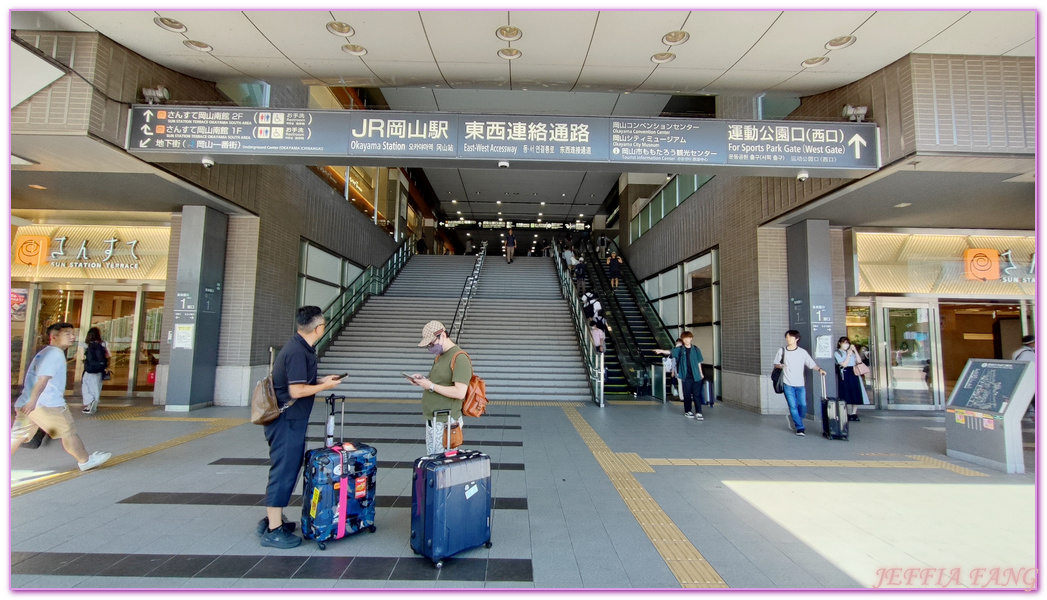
11,289,28,322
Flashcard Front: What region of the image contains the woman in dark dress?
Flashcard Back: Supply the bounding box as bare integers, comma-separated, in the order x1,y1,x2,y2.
607,251,623,289
834,336,864,421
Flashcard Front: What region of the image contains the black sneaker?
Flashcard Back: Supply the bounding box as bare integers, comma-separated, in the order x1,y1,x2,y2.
256,517,296,536
260,526,302,549
796,431,806,437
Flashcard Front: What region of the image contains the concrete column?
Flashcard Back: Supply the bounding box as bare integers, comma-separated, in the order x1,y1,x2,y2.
165,206,228,412
786,220,837,416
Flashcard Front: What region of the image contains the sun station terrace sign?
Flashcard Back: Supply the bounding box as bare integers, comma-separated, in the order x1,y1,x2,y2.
127,106,880,177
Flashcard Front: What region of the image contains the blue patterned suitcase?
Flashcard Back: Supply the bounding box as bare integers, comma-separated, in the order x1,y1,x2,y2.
300,396,378,550
410,449,493,568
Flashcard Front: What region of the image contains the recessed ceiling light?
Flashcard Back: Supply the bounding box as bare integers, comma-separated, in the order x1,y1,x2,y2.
154,17,186,33
342,44,367,56
561,193,566,197
457,211,462,214
451,200,457,203
327,21,355,37
496,200,502,204
651,52,676,64
662,30,690,46
801,56,829,68
498,48,522,60
540,201,545,205
28,184,46,190
894,202,912,208
537,219,542,222
579,214,584,217
498,212,502,215
500,233,505,236
466,233,471,236
825,35,856,50
534,234,538,238
183,40,213,52
496,26,523,42
538,213,543,216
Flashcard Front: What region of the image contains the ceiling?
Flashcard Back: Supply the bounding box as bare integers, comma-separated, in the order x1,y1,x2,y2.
9,9,1037,247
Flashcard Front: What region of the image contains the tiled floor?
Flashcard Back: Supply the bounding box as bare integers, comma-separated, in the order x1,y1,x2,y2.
8,397,1037,590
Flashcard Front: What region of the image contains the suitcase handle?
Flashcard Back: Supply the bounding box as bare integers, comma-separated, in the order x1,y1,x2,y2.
819,371,829,401
326,394,348,446
433,409,457,455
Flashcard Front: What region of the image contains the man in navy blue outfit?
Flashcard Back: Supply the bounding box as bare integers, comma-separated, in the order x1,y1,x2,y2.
259,305,343,548
671,331,706,421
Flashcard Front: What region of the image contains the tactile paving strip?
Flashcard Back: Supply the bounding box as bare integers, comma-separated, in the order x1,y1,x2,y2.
12,418,247,497
641,456,987,476
563,407,727,588
905,454,988,477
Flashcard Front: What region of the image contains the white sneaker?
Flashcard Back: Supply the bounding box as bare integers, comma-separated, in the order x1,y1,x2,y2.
684,412,695,419
695,414,704,421
78,451,112,471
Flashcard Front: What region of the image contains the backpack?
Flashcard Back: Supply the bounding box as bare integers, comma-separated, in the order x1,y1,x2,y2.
450,351,488,418
84,343,108,374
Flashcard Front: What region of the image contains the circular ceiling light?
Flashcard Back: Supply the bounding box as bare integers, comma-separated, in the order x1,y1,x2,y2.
327,21,355,37
498,48,522,60
662,30,690,46
184,40,213,52
825,35,856,50
801,56,829,68
342,44,367,56
651,52,676,64
154,17,187,33
496,26,523,42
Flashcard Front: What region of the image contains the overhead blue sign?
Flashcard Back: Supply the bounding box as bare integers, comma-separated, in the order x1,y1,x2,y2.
127,106,880,173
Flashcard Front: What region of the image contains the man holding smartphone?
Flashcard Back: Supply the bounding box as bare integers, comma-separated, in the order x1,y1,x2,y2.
408,320,472,455
259,305,343,549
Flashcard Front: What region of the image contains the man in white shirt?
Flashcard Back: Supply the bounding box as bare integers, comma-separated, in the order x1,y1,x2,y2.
1012,335,1034,362
773,330,826,437
11,322,111,471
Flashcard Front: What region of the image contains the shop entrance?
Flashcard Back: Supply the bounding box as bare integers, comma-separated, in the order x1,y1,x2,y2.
881,304,939,408
938,301,1027,397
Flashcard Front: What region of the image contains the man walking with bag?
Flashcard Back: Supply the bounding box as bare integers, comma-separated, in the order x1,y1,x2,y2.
259,306,343,549
773,330,827,437
408,321,473,455
670,331,706,420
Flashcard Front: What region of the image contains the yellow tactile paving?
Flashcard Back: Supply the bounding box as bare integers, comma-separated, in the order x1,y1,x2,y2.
12,418,247,497
91,407,154,421
563,406,728,588
639,456,986,476
326,398,586,407
616,452,656,473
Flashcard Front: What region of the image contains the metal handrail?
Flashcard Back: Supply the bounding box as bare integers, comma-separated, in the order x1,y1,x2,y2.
603,239,675,351
552,241,604,407
449,241,488,342
569,240,649,390
315,240,414,356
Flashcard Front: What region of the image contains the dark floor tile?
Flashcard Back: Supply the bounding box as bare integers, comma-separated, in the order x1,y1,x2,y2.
222,494,264,506
291,556,354,579
391,496,413,508
210,458,269,466
436,558,488,581
486,558,533,582
51,553,129,576
11,552,83,575
10,551,41,566
185,493,235,505
147,554,217,578
242,555,308,579
389,557,440,581
195,554,264,579
341,556,397,580
493,497,528,510
97,554,175,577
496,463,526,471
118,492,175,504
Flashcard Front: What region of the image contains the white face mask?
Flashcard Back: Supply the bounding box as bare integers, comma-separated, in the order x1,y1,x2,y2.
841,343,850,350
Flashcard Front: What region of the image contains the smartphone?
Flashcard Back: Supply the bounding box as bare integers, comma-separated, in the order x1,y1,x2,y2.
334,373,348,379
401,372,417,380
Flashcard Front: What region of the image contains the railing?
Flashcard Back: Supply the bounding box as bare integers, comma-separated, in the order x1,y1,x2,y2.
551,242,610,406
449,241,488,343
315,240,414,356
603,239,675,351
571,240,649,391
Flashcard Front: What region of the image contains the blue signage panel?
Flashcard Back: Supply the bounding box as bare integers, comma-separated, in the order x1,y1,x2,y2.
127,106,880,172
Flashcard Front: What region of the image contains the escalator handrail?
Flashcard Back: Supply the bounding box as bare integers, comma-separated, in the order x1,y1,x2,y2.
604,239,675,351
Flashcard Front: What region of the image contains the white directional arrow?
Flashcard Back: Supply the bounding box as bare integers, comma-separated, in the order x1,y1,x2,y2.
138,139,151,148
140,124,153,136
847,133,867,159
143,109,154,123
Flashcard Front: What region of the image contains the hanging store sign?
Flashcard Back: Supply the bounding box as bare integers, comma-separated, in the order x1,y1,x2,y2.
128,106,880,176
12,225,170,281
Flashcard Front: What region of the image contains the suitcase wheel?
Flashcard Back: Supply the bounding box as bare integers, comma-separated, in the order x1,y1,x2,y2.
434,560,444,569
368,525,377,533
484,541,493,549
317,541,327,551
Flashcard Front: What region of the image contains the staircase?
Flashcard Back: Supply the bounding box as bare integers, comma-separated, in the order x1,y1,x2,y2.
319,254,592,402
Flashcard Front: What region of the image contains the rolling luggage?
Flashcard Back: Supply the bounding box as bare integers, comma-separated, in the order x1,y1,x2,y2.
411,448,493,568
301,395,378,550
820,373,849,441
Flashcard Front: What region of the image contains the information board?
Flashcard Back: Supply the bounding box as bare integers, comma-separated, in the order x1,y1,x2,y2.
946,360,1027,413
127,106,880,174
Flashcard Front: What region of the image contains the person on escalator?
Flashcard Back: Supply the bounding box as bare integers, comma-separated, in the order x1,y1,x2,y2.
581,292,602,321
590,320,605,354
597,233,609,260
574,257,588,293
607,251,623,290
670,332,705,421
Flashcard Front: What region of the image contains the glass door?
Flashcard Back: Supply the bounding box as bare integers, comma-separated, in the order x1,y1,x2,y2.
880,303,941,408
89,290,138,393
35,289,84,392
134,292,165,392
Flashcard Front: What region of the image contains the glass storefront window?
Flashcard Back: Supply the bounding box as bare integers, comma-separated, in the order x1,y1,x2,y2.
35,289,84,391
90,290,138,392
135,292,165,392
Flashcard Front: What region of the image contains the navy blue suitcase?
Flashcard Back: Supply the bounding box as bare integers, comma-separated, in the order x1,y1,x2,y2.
411,449,493,568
